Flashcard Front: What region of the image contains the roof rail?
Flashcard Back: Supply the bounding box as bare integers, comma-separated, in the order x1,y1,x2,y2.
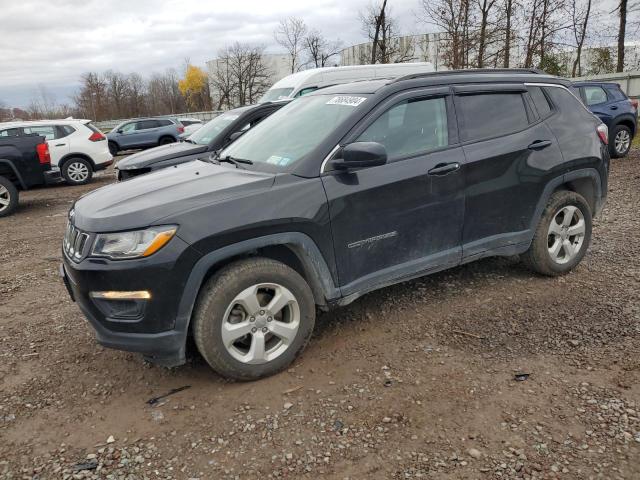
392,68,548,83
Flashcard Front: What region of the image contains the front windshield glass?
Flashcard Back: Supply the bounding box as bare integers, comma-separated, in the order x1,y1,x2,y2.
220,94,369,168
259,87,294,103
189,112,241,145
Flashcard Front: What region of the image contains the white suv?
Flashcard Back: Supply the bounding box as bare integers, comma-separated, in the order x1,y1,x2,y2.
0,119,113,185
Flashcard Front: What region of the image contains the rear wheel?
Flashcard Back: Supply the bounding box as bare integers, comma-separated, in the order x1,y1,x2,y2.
192,258,316,380
522,191,592,276
159,136,175,146
62,158,93,185
0,176,18,217
610,124,632,158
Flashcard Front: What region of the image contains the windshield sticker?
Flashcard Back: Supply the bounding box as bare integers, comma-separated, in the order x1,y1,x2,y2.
266,155,293,166
326,96,367,107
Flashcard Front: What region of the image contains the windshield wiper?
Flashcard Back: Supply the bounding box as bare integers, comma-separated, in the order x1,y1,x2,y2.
218,155,253,168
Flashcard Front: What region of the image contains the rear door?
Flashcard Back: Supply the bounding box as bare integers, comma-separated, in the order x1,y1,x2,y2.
22,124,69,168
454,84,565,259
322,89,465,295
134,120,162,146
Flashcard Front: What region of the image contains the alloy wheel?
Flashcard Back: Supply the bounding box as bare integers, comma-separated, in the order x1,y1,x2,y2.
615,129,630,155
221,283,300,364
547,205,586,265
67,162,90,183
0,185,10,212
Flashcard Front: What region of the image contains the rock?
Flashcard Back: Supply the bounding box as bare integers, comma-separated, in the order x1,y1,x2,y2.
467,448,482,459
382,417,392,423
283,402,293,410
106,436,115,444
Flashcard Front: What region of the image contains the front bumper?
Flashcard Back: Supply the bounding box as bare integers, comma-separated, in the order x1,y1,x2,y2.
60,234,201,366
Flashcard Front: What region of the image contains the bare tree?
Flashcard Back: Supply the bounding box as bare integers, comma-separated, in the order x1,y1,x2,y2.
361,1,415,63
476,0,499,67
421,0,475,69
503,0,514,67
274,17,308,73
569,0,592,77
304,29,343,67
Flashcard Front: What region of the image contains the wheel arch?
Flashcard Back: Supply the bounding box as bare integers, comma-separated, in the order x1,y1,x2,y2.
0,160,26,189
60,153,96,171
613,116,636,136
175,233,341,338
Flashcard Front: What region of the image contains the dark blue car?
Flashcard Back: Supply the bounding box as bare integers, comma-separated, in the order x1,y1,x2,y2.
572,81,637,158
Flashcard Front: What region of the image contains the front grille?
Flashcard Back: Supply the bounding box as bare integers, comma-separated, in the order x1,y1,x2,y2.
63,222,91,262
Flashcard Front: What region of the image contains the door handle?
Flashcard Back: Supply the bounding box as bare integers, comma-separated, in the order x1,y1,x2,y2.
527,140,552,150
55,143,66,147
428,162,460,176
610,105,618,110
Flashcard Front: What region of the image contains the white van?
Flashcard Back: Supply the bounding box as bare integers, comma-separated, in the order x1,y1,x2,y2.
259,63,435,102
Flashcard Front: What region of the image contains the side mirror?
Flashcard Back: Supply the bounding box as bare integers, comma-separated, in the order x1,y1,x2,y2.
228,131,245,142
116,129,123,134
330,142,387,171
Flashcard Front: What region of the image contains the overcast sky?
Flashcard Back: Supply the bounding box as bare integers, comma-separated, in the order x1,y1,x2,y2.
0,0,422,108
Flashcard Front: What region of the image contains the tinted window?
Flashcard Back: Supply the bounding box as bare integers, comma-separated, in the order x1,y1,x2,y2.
606,86,627,100
59,125,76,138
584,86,608,105
157,119,173,127
23,125,57,140
528,86,553,118
0,128,22,137
544,86,593,120
459,93,529,141
136,120,159,130
357,97,448,159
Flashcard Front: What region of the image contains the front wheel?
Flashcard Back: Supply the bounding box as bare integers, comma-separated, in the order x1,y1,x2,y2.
522,190,592,276
62,158,93,185
192,258,316,380
0,176,19,217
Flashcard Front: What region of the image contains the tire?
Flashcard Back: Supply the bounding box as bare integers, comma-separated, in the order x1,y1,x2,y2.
609,124,632,158
192,257,316,381
522,190,592,276
159,136,175,146
0,176,19,218
108,141,119,156
62,158,93,185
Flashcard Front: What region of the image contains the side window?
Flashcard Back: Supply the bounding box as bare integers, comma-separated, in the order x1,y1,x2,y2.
356,96,448,160
458,93,529,141
0,128,22,137
295,87,318,97
606,86,627,101
120,122,136,133
156,119,173,127
136,120,159,130
544,86,593,120
58,125,76,138
23,125,57,140
528,86,553,118
583,86,608,105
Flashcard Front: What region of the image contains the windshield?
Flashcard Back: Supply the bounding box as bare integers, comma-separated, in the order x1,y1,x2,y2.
189,112,240,145
259,88,294,103
220,94,369,168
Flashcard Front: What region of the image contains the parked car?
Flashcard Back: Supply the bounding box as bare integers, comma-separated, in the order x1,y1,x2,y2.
259,62,434,102
0,119,112,185
177,117,203,138
106,118,184,156
0,134,57,217
115,102,287,180
572,81,637,158
61,69,609,380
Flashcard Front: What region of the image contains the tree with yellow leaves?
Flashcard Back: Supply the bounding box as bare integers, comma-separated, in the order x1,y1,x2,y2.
178,65,212,111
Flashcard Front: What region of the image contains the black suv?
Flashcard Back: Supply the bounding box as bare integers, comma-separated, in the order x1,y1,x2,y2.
61,69,609,380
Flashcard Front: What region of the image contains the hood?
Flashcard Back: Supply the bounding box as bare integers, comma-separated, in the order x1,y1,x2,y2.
116,142,208,170
73,160,276,232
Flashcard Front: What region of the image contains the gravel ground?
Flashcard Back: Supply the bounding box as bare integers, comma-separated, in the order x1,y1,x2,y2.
0,152,639,479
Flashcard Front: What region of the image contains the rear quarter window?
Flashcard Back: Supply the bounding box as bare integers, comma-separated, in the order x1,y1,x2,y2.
458,93,529,141
544,86,595,122
527,86,553,118
606,86,627,100
157,119,174,127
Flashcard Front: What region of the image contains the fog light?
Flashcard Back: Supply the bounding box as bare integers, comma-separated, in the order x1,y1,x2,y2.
91,291,151,300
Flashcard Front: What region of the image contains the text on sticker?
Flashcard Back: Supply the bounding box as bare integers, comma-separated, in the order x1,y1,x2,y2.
326,96,367,107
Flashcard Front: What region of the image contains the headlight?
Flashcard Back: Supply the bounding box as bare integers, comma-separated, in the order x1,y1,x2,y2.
92,226,177,260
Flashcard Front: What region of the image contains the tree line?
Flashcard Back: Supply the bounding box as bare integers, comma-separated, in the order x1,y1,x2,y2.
2,0,638,123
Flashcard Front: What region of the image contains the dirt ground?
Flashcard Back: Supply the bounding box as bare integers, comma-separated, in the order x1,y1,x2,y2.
0,151,639,480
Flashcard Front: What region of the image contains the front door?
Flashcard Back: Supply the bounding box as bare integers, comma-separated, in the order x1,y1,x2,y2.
321,92,465,295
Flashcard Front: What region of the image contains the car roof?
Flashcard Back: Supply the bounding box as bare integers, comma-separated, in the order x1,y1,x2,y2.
309,69,569,97
0,119,91,128
572,81,621,87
